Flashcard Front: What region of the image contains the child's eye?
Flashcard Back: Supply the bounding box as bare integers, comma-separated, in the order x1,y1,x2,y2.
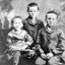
29,11,32,12
48,18,51,20
29,10,37,12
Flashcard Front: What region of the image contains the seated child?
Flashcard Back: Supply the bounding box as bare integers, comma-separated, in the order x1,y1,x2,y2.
6,16,33,65
45,11,65,65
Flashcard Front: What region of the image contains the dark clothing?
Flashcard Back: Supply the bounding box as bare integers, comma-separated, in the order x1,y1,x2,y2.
37,28,50,54
45,25,65,65
45,25,65,50
23,17,44,47
22,17,45,65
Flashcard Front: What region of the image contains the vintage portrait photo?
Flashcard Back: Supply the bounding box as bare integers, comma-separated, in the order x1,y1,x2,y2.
0,0,65,65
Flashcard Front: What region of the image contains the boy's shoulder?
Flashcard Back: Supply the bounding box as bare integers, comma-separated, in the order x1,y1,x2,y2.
57,28,64,35
38,27,47,35
53,24,64,34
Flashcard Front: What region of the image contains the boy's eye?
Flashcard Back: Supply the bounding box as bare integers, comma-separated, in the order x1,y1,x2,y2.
29,11,32,12
29,10,37,12
48,18,51,20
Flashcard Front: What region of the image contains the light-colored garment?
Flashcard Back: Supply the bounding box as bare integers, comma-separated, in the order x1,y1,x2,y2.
7,29,33,51
6,29,33,65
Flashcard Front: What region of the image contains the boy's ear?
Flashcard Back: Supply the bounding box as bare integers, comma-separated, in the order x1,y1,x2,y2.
37,11,39,15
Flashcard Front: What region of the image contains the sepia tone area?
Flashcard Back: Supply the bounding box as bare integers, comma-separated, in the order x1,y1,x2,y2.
0,0,65,65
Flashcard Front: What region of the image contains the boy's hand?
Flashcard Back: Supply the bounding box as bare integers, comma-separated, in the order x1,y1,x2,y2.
46,53,53,59
41,53,46,59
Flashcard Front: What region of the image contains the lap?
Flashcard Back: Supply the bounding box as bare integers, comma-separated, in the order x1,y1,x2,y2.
48,56,60,65
35,57,46,65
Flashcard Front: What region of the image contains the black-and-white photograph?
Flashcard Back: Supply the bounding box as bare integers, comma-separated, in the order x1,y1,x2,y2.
0,0,65,65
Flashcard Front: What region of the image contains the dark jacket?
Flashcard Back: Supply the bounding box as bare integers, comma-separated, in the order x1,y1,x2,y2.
37,28,50,54
45,25,65,53
23,17,44,47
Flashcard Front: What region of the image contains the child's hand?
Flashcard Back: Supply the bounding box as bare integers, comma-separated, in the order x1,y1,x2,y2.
46,53,53,59
41,53,46,59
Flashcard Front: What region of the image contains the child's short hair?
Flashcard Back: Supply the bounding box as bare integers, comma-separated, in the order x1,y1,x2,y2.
45,11,58,19
11,16,22,24
27,2,39,12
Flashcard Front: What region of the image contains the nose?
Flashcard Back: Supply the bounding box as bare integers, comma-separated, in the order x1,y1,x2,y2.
16,24,19,27
31,12,34,15
49,20,51,24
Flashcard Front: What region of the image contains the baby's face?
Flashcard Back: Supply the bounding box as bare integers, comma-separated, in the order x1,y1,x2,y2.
46,13,57,27
13,18,23,31
28,6,39,18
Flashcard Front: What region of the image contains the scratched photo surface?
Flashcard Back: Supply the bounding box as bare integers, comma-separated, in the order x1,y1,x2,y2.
0,0,65,65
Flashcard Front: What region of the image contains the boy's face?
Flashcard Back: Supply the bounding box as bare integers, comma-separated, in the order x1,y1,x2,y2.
28,6,39,18
13,18,23,31
46,13,57,27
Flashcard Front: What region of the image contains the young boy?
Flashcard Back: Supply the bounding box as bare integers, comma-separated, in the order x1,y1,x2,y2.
23,2,44,43
23,2,45,65
6,16,33,65
45,11,65,65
